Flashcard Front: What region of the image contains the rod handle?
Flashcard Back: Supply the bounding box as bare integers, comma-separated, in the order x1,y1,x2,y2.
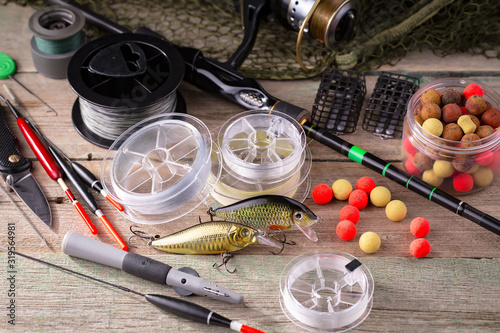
62,231,126,269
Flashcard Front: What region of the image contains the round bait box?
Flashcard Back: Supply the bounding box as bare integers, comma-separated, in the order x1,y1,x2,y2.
403,78,500,194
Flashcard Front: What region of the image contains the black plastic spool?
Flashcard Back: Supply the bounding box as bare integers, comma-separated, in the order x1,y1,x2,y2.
67,33,186,148
311,68,366,134
362,72,420,139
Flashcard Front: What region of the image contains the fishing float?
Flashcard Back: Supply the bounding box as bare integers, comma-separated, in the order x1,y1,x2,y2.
0,94,97,235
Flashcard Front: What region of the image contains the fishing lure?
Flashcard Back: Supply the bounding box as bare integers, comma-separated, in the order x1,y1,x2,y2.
131,221,283,255
208,195,322,242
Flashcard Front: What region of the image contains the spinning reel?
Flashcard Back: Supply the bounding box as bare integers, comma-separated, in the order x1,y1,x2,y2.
232,0,359,71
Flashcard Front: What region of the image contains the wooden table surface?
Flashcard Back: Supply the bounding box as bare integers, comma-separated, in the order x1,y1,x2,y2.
1,3,500,332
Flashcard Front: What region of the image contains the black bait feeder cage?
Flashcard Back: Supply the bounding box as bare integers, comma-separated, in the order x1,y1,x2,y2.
362,72,420,139
311,68,366,135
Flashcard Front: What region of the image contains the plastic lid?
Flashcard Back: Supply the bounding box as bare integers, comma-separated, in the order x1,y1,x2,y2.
0,53,15,79
280,250,374,332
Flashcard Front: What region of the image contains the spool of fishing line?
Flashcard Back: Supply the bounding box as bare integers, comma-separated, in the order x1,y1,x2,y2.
101,113,222,224
67,33,185,148
280,250,374,332
28,6,86,79
210,110,311,206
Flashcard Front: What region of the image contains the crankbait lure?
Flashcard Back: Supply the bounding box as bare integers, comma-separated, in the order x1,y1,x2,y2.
139,221,283,255
208,195,322,241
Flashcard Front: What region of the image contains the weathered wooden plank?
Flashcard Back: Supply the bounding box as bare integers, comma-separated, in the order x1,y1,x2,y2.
1,159,499,259
2,254,499,332
2,2,500,333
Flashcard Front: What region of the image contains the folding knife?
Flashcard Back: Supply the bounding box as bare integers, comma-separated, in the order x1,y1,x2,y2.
0,103,51,227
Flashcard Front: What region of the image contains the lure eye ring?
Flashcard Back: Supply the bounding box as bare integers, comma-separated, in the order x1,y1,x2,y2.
294,211,304,220
240,228,251,238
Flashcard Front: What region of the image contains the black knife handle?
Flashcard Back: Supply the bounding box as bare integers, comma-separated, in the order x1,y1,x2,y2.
0,105,31,174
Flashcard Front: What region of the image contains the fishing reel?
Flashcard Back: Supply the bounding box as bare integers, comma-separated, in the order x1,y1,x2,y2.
269,0,358,49
232,0,359,71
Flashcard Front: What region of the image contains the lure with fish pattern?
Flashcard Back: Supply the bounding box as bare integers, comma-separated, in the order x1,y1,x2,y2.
150,221,281,254
208,195,322,241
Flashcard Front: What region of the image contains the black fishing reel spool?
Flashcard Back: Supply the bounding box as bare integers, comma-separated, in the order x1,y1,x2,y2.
67,33,186,148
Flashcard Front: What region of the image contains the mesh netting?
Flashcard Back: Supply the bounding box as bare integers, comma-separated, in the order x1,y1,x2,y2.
4,0,500,79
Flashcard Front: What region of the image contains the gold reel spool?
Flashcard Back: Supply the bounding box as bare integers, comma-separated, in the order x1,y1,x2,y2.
295,0,359,72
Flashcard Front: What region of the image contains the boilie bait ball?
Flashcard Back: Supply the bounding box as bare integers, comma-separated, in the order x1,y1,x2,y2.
410,238,431,258
348,189,368,210
422,118,444,137
369,186,391,207
359,232,381,254
339,205,360,224
336,220,357,241
464,83,483,99
410,217,430,238
453,173,474,192
385,200,407,222
332,179,353,201
312,184,333,205
355,176,376,194
473,167,494,187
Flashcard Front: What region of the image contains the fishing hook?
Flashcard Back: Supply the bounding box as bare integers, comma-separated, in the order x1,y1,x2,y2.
266,229,296,255
212,253,236,274
207,207,215,221
128,225,160,248
271,229,297,246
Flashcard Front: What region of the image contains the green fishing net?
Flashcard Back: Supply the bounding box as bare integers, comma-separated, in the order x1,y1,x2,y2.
4,0,500,79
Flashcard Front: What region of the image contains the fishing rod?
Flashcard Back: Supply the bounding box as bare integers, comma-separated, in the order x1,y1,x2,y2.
48,0,500,236
0,246,265,333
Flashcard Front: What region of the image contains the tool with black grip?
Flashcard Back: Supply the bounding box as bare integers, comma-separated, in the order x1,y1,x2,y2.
1,93,97,234
62,231,244,304
0,245,262,332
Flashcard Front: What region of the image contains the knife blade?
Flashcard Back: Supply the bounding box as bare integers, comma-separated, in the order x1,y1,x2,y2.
0,102,52,227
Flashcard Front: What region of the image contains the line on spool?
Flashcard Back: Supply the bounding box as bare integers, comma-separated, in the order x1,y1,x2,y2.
210,110,312,207
280,250,374,332
101,113,222,225
67,33,185,148
28,5,86,79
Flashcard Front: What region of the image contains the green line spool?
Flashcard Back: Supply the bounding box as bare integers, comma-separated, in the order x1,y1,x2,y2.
28,6,86,79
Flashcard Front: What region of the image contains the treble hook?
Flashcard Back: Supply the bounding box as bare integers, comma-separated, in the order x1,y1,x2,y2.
268,229,296,255
212,253,236,274
127,225,160,248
